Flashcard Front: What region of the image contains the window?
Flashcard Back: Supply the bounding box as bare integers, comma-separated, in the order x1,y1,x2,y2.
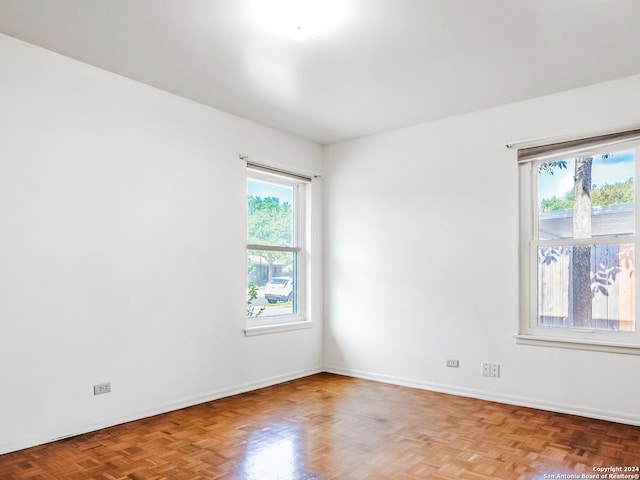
516,130,640,353
245,162,310,334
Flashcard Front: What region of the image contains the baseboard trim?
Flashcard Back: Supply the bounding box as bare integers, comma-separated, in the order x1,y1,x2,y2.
5,364,638,455
0,366,322,456
324,365,640,427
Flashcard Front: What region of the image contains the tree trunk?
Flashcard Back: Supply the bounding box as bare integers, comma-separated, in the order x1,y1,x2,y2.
572,157,593,328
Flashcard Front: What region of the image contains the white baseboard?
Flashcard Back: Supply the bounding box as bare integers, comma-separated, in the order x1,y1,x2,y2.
0,366,322,456
5,364,637,456
324,365,640,427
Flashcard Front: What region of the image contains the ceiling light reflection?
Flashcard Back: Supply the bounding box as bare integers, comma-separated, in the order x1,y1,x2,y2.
248,0,346,41
237,423,314,479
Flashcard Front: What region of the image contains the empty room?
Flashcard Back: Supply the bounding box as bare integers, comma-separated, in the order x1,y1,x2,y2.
1,1,640,479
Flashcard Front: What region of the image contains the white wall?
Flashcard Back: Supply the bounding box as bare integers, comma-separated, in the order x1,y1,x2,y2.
3,29,640,457
0,33,323,454
323,74,640,425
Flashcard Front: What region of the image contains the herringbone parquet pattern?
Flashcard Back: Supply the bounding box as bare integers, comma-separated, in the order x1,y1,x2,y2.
1,373,639,479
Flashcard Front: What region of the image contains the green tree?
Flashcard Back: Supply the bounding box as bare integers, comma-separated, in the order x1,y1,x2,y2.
591,177,634,206
247,196,293,282
540,191,574,212
247,196,293,245
540,177,634,212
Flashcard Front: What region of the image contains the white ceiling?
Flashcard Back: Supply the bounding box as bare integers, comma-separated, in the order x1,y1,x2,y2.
1,0,640,144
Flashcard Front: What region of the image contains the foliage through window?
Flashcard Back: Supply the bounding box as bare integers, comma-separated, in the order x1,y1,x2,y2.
246,166,306,326
518,133,640,350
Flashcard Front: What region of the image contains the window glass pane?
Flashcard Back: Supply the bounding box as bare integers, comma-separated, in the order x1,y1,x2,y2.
537,150,635,240
247,249,296,317
247,179,294,247
537,244,635,331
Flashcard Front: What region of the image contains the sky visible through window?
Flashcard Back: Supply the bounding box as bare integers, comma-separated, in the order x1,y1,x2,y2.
248,178,293,204
538,150,635,202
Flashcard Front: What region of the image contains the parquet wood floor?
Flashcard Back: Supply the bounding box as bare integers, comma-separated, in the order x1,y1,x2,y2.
1,373,639,479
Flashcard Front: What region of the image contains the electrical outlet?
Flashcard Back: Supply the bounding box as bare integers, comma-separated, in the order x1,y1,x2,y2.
93,382,111,395
446,359,459,368
482,362,500,378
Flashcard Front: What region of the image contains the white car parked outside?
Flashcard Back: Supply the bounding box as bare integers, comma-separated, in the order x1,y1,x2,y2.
264,276,293,303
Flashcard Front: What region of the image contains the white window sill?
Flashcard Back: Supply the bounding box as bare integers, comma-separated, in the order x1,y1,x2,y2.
244,320,312,337
515,334,640,355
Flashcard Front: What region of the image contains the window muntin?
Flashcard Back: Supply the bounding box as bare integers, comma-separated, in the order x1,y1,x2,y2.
246,171,305,326
521,139,639,345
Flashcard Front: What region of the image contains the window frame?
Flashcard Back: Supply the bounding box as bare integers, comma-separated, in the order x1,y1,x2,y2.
244,163,311,336
516,133,640,354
